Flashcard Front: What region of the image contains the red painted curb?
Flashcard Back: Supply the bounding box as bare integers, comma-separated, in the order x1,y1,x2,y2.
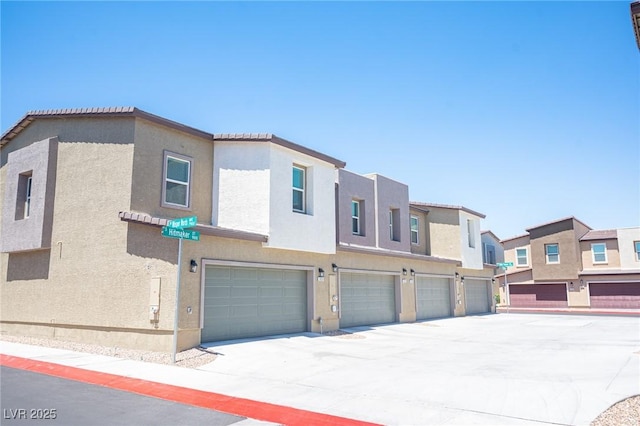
0,354,380,426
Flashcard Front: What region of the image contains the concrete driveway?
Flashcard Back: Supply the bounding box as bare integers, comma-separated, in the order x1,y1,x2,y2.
200,314,640,425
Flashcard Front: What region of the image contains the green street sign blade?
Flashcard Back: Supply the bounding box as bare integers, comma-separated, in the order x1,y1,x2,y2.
496,262,514,268
162,226,200,241
167,216,197,229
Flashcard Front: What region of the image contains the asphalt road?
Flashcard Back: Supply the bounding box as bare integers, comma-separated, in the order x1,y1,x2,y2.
0,366,245,425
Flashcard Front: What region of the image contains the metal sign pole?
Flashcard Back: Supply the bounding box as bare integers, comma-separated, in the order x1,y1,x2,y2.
171,237,183,364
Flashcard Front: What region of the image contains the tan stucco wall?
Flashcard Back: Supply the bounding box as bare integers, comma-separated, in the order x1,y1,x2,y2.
580,239,621,269
530,228,581,281
426,207,460,260
409,208,429,255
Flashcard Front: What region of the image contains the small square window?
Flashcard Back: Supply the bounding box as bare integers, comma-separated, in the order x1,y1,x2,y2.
162,152,192,209
591,243,607,264
516,248,528,266
545,244,559,264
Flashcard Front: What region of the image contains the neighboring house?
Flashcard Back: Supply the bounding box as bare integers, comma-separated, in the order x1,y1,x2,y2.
409,202,495,317
497,217,640,309
481,230,504,266
1,107,496,353
631,1,640,50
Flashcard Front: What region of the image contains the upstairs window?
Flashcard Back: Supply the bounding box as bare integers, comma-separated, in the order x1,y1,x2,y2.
467,219,475,248
292,165,306,213
352,200,361,235
410,215,419,244
591,243,607,264
545,244,560,264
484,244,496,264
389,209,401,242
162,152,192,209
635,241,640,262
516,248,528,266
15,171,33,220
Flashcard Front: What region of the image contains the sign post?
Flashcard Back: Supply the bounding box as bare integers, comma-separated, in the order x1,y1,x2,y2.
496,262,514,311
162,216,199,364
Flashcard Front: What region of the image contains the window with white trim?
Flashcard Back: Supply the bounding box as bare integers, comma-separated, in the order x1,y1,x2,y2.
15,171,33,220
352,200,361,235
410,215,419,244
634,241,640,261
292,165,306,213
516,248,528,266
162,152,192,208
467,219,475,248
389,209,400,242
591,243,607,264
545,243,559,264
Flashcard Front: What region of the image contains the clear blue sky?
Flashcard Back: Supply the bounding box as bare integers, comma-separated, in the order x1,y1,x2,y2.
2,1,638,239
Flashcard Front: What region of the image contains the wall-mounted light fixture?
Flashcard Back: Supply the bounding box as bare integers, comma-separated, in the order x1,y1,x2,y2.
455,272,460,279
318,268,325,278
189,259,198,273
410,269,415,276
570,281,574,290
402,268,407,276
491,278,495,284
332,263,338,272
460,276,465,284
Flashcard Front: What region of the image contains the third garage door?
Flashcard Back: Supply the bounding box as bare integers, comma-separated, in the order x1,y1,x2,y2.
416,276,452,320
340,272,396,328
465,279,491,314
590,282,640,309
509,284,568,308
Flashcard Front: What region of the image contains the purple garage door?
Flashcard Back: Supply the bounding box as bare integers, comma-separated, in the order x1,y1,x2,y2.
589,282,640,309
509,284,568,308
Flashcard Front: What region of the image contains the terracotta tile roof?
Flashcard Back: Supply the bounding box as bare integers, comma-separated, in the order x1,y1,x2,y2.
500,233,530,243
337,243,460,265
410,201,486,219
580,229,618,241
118,211,268,242
1,107,212,145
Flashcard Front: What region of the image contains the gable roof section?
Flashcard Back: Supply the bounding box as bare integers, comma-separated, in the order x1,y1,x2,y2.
213,133,346,168
1,107,213,146
410,201,486,219
580,229,618,241
481,230,501,242
525,216,592,233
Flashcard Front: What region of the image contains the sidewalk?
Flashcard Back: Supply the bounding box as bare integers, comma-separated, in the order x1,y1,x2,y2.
496,306,640,316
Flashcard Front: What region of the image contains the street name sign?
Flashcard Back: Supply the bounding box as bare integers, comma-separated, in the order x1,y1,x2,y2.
496,262,514,268
162,227,200,241
167,216,197,229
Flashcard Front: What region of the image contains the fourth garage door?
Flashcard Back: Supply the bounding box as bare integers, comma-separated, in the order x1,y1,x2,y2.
202,265,307,343
464,279,490,315
340,273,396,328
416,276,452,320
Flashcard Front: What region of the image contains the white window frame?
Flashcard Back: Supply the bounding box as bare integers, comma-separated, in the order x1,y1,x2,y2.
352,200,361,235
591,243,607,264
545,243,560,264
389,210,394,240
635,241,640,262
516,248,529,267
467,219,475,248
162,151,192,210
389,209,401,242
292,165,306,213
25,176,32,218
410,215,419,245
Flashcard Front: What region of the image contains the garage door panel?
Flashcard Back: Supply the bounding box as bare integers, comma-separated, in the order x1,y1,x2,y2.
590,283,640,309
465,279,490,314
417,277,452,320
509,284,567,308
340,273,396,328
202,266,307,343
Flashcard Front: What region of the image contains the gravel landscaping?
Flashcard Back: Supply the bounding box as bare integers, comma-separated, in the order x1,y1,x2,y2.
590,395,640,426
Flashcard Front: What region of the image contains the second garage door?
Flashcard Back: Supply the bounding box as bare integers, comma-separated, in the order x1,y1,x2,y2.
202,265,308,343
590,282,640,309
340,272,396,328
465,279,491,314
416,276,452,320
508,284,568,308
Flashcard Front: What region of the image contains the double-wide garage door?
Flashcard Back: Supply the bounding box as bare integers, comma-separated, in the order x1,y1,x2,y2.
590,282,640,309
509,284,568,308
340,273,396,328
465,279,491,314
202,265,307,343
416,276,452,320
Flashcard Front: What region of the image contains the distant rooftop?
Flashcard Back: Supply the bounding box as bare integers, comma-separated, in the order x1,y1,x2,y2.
410,202,486,219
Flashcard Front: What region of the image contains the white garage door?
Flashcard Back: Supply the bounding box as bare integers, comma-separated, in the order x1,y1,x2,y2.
340,272,396,328
416,276,452,320
465,279,491,315
202,265,307,343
